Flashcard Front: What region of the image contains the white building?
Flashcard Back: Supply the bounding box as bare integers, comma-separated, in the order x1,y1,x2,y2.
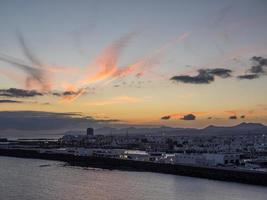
123,150,149,161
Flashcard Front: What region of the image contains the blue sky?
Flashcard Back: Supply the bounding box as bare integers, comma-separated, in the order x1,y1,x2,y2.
1,0,265,67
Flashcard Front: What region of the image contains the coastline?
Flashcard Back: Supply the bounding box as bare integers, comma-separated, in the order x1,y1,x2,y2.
0,148,267,186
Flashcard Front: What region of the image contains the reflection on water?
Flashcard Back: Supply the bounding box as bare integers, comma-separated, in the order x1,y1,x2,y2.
0,156,267,200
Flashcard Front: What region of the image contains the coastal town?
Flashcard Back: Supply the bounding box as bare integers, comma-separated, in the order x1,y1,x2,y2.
1,1,267,199
1,126,267,172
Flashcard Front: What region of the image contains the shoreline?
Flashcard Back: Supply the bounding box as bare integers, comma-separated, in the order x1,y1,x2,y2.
0,148,267,186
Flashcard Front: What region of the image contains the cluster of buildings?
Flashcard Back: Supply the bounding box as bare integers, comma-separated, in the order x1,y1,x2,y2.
59,128,267,155
54,127,267,169
1,127,267,170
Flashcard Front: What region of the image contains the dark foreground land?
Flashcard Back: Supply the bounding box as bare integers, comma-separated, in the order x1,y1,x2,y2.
0,148,266,186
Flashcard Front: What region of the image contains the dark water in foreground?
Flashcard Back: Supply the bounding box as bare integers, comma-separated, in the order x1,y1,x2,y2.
0,156,267,200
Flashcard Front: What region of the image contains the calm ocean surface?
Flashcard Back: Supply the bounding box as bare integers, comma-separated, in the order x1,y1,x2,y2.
0,156,266,200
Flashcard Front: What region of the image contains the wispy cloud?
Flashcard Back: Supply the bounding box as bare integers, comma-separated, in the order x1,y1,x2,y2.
0,32,189,102
112,32,190,79
0,54,50,91
0,34,51,92
17,33,44,68
80,32,136,85
78,32,189,88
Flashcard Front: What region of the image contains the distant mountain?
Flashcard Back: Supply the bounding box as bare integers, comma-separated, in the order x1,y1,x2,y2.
94,123,267,136
233,122,265,129
199,122,267,135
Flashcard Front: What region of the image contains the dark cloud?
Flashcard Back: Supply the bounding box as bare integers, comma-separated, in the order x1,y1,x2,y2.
161,115,171,120
250,56,267,74
52,91,82,96
0,111,119,131
229,115,237,120
238,56,267,80
0,99,23,104
250,65,264,74
0,99,51,105
237,74,259,80
180,114,196,120
171,70,214,84
208,68,232,78
0,87,88,102
52,92,61,96
251,56,267,67
170,68,232,84
240,115,245,119
62,91,80,96
0,88,43,98
207,117,212,120
51,89,87,101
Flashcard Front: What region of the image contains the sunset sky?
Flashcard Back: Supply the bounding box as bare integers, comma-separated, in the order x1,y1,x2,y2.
0,0,267,129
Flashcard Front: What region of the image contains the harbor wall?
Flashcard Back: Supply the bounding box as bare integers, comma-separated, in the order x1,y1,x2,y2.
0,148,266,186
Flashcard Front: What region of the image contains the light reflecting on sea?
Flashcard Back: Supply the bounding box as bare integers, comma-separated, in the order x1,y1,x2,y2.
0,156,267,200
